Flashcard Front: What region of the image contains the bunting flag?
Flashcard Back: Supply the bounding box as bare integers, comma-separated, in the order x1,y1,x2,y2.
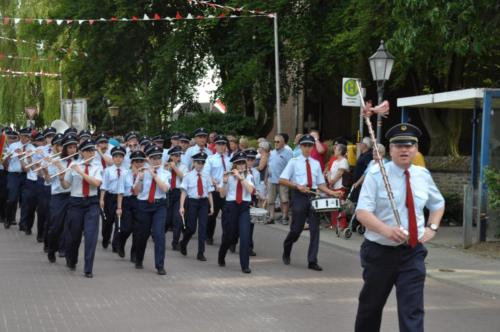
0,36,88,58
0,67,61,78
0,52,56,62
188,0,273,16
213,99,227,114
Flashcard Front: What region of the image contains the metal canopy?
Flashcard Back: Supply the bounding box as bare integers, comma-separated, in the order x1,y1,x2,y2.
397,88,500,110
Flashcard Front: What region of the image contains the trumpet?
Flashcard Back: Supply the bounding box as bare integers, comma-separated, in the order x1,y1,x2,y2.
25,152,62,168
50,155,96,179
33,152,79,172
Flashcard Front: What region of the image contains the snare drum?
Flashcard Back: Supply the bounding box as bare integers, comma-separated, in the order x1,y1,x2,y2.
310,197,340,212
250,207,268,224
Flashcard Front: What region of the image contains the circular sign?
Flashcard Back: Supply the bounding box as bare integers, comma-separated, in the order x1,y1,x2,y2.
343,79,359,97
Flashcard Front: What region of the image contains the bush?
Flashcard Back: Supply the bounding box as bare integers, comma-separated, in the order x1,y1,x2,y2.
169,112,257,136
485,168,500,210
442,192,463,225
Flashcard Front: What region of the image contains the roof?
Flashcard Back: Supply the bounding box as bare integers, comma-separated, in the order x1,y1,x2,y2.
397,88,500,110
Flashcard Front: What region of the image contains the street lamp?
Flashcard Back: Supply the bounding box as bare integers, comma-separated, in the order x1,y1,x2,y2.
108,105,119,133
369,40,395,142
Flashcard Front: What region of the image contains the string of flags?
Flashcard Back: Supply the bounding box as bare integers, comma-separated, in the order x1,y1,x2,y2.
0,52,54,62
188,0,271,16
0,68,61,78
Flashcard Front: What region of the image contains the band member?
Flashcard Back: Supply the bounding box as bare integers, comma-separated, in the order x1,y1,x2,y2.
164,146,188,250
178,133,191,167
169,133,180,149
218,151,255,273
20,132,46,239
0,128,11,225
117,150,145,260
203,135,232,245
245,148,259,256
133,146,170,275
179,152,214,261
100,146,126,252
184,128,213,169
3,127,32,229
77,129,91,144
60,139,103,278
123,131,140,169
43,133,76,262
354,124,445,332
40,127,57,249
279,134,340,271
95,133,112,169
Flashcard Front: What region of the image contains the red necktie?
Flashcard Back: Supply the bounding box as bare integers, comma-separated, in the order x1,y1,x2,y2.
404,169,418,248
148,172,156,203
306,158,313,188
236,178,243,204
221,154,226,171
82,164,90,198
131,174,137,194
117,168,121,178
101,158,106,169
66,160,71,167
170,169,176,189
197,173,203,197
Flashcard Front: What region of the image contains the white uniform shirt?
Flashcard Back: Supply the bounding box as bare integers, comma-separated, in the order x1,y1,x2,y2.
183,145,213,169
26,145,46,181
203,153,232,186
356,162,445,246
279,154,325,189
101,164,127,194
180,151,191,168
47,159,72,194
7,142,33,173
136,168,170,201
180,169,213,198
161,148,170,164
93,147,112,168
219,173,254,202
121,169,136,198
64,160,103,197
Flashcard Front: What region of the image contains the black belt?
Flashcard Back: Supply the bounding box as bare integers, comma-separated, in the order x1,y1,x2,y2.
140,198,166,204
364,239,411,250
53,192,70,197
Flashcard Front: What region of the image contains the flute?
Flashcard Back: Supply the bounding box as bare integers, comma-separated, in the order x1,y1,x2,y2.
33,152,79,172
25,152,62,168
1,143,29,160
355,80,402,227
19,148,44,161
138,164,161,172
50,155,96,179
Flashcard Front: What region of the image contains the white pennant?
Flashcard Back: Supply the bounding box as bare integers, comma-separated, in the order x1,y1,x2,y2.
14,18,21,24
37,19,43,25
78,20,84,24
186,14,194,19
56,19,63,25
143,14,150,20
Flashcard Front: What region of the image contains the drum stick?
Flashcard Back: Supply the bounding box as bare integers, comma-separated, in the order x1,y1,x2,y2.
117,215,121,233
355,80,402,227
180,213,186,230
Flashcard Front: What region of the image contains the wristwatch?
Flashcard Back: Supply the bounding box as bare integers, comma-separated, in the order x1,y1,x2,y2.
428,223,439,232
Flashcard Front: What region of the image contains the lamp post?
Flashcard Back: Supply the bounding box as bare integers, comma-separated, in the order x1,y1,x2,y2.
108,105,119,134
368,40,395,142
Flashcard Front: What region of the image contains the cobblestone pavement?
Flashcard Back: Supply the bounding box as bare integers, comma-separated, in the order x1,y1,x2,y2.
0,222,499,332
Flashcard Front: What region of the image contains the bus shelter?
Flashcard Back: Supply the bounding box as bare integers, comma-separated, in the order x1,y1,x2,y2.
397,88,500,247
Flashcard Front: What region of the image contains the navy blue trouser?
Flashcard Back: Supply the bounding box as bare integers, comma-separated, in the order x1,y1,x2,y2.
6,172,26,223
181,198,208,254
66,197,100,274
136,200,167,270
47,193,70,254
165,188,182,246
103,192,119,249
219,201,251,269
355,240,427,332
119,196,138,257
207,191,225,241
0,170,7,221
283,191,320,264
20,179,39,231
38,184,51,244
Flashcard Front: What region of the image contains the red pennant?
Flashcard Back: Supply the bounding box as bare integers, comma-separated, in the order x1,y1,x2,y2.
66,20,73,24
196,15,204,20
25,18,33,24
176,12,183,20
131,16,138,21
0,53,4,60
218,13,226,18
111,17,117,21
154,13,161,20
46,19,53,24
89,19,95,25
3,17,10,25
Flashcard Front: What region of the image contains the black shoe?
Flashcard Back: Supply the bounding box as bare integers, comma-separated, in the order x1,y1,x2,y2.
218,257,226,267
25,229,32,235
282,254,290,265
197,253,207,262
229,244,236,253
112,247,118,253
265,219,275,225
180,243,187,256
250,250,257,257
118,247,125,258
84,272,93,278
130,253,136,263
43,246,49,253
36,236,44,243
242,267,252,274
206,238,214,245
308,263,323,271
4,221,9,229
47,252,56,263
102,241,109,249
172,244,179,251
135,262,143,269
10,221,17,226
157,268,166,275
67,263,76,271
58,252,65,258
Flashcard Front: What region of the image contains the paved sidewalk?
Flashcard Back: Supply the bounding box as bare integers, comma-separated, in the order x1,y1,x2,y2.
269,221,500,299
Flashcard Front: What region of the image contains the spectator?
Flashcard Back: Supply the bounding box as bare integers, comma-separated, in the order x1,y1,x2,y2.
207,131,217,154
352,143,388,189
227,135,238,158
324,137,348,176
239,136,249,151
255,140,271,208
327,144,350,229
280,133,292,153
292,134,303,157
309,129,327,170
351,137,373,202
412,150,426,168
267,134,293,225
